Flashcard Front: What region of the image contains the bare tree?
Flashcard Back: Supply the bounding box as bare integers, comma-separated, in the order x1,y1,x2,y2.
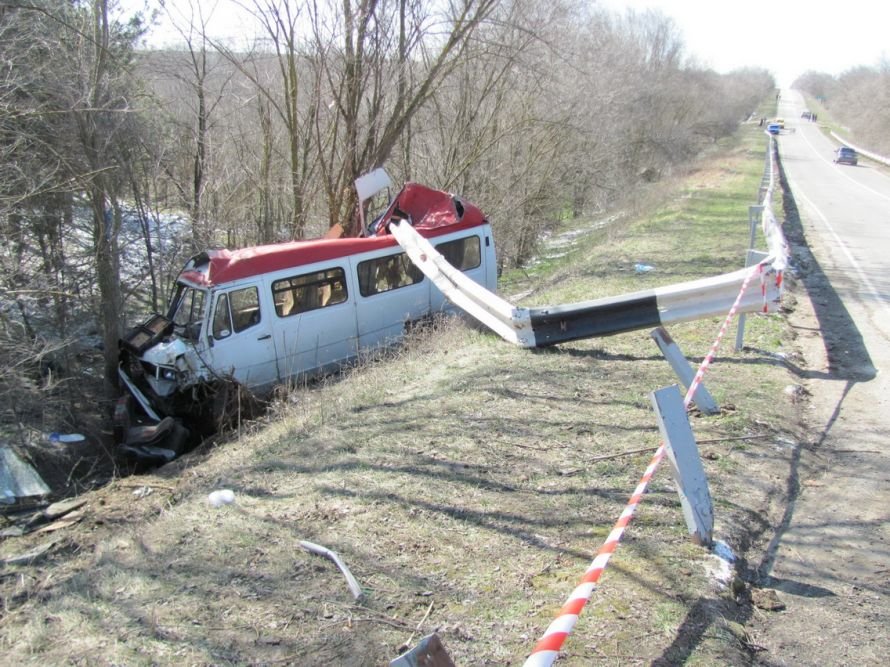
1,0,148,398
306,0,498,233
201,1,321,240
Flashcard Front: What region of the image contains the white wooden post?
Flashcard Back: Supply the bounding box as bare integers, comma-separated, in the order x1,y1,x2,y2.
650,385,714,546
650,327,719,415
735,205,765,351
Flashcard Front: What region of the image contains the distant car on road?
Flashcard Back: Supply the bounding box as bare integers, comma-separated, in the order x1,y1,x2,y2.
834,146,858,166
767,123,781,135
801,111,813,120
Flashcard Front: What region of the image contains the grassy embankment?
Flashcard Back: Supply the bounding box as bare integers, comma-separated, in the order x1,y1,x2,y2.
0,108,805,666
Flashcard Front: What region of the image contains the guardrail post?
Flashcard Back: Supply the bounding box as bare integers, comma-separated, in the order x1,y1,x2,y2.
650,327,719,415
759,139,771,204
735,204,764,352
746,205,762,250
650,385,714,546
734,246,769,351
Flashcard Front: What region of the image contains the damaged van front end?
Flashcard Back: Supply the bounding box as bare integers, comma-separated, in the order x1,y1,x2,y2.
117,269,252,463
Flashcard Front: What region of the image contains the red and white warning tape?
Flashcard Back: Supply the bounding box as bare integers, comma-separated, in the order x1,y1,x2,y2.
523,444,666,667
523,261,770,667
684,262,765,407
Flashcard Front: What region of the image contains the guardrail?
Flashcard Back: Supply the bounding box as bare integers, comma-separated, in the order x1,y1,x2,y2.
522,135,788,666
830,131,890,167
390,224,784,348
760,134,789,269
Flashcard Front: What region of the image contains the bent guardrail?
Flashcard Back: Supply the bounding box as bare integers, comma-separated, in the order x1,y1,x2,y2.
390,221,783,348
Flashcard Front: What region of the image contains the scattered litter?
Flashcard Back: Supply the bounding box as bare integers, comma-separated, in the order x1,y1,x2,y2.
132,486,154,499
634,263,655,273
783,384,810,401
208,489,235,508
713,540,736,563
46,433,86,444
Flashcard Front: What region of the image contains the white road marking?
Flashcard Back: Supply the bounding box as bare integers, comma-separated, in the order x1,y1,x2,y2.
795,128,890,203
787,176,890,312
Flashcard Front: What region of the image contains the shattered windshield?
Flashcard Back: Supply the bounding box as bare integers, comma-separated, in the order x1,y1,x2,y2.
167,284,206,340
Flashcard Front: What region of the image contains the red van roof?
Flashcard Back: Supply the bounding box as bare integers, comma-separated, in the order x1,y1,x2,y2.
179,182,487,287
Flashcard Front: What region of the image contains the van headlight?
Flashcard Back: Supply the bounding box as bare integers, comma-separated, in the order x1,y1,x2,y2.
142,361,178,382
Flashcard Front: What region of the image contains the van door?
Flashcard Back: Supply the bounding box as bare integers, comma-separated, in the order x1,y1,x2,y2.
207,284,279,391
270,265,359,381
353,249,431,350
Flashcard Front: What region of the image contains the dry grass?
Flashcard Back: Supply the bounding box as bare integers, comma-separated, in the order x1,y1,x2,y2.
0,118,807,665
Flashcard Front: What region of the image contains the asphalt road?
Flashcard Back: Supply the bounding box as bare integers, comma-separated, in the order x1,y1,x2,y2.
747,90,890,664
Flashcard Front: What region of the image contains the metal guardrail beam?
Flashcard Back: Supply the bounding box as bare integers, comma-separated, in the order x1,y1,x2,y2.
391,221,782,349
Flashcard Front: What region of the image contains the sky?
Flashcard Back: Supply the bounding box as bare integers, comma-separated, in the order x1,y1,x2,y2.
601,0,889,87
121,0,889,88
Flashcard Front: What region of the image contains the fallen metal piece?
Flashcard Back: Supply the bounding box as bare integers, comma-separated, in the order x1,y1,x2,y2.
298,540,363,601
390,634,455,667
0,446,51,505
43,497,87,520
2,538,61,565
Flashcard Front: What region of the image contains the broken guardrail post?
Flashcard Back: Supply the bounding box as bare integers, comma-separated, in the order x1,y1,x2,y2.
735,205,764,351
650,385,714,546
650,327,719,415
390,634,455,667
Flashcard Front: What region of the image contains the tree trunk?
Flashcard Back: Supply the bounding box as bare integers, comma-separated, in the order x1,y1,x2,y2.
91,186,123,399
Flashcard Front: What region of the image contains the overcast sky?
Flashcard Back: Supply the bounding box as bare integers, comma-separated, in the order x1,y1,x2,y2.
122,0,889,88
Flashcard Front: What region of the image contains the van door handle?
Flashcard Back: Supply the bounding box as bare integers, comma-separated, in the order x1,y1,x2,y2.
257,334,271,341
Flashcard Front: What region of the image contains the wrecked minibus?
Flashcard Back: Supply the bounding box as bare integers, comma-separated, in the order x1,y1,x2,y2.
117,170,496,461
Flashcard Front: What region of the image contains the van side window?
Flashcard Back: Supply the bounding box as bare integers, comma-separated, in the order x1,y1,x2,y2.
230,286,261,332
212,286,261,340
171,287,205,339
357,252,424,297
273,268,347,317
436,236,481,271
212,293,231,339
